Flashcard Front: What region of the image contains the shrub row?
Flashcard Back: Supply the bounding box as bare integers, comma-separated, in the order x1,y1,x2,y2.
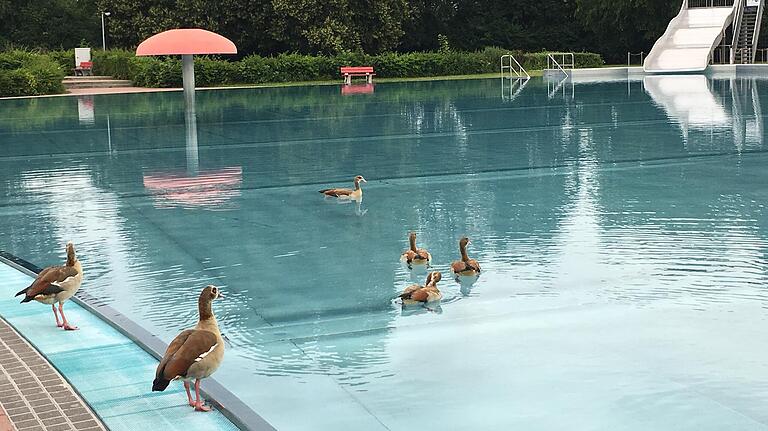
80,48,603,88
1,48,603,95
0,51,65,97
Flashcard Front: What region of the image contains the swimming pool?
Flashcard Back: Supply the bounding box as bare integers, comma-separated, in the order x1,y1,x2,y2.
1,76,767,430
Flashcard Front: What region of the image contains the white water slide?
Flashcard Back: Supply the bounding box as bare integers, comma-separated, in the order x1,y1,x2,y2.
644,1,736,73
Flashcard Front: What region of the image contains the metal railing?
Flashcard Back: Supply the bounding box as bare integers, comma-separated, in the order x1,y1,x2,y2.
688,0,734,7
756,47,768,62
736,46,753,63
712,44,732,63
750,0,764,64
729,0,745,63
546,53,574,78
501,76,530,102
627,52,645,66
547,75,573,100
500,54,530,79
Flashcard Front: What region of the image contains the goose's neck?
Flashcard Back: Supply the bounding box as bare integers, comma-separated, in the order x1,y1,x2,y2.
460,244,469,262
409,235,417,252
66,253,76,267
197,299,216,323
198,299,218,329
354,180,361,191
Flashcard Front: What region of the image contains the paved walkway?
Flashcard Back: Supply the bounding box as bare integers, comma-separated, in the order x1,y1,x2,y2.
0,317,106,431
66,87,179,96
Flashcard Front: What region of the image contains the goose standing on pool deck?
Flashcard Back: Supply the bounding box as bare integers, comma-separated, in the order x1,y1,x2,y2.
15,242,83,331
401,232,432,267
451,237,481,276
399,271,443,305
152,285,225,412
319,175,366,200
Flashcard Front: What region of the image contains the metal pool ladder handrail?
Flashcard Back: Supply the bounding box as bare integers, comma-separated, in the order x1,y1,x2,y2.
547,53,574,78
500,54,530,79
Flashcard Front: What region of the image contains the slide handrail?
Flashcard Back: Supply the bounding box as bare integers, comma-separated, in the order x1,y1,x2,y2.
751,0,765,63
730,0,745,63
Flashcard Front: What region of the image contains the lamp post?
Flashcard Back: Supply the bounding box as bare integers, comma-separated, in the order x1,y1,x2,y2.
101,12,111,50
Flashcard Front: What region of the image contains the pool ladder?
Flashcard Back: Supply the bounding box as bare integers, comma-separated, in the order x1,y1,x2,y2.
500,54,530,79
546,53,574,100
500,55,530,101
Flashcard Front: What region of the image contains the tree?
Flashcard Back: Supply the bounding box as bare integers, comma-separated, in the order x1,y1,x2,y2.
399,0,457,51
575,0,678,63
445,0,588,53
0,0,100,50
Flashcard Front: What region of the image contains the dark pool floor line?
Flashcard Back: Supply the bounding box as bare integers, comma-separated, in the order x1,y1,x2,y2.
0,255,274,431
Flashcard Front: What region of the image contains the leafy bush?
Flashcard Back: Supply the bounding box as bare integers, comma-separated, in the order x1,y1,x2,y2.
47,50,74,72
0,50,65,97
92,48,604,88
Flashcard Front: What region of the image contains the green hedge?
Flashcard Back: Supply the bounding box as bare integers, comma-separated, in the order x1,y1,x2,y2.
42,47,604,89
0,51,65,97
91,48,603,88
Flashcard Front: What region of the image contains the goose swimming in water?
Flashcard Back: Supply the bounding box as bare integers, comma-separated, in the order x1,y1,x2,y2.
400,232,432,267
451,237,480,276
319,175,366,200
398,271,442,305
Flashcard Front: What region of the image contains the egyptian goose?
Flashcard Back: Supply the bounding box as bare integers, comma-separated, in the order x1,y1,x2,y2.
318,175,366,200
400,232,432,267
152,285,225,412
451,237,481,276
15,242,83,331
399,271,442,305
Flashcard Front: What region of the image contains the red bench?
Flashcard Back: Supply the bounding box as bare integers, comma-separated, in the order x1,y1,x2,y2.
340,66,375,85
73,61,93,76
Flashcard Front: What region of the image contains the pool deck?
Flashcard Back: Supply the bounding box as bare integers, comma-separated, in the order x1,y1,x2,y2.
0,315,106,431
0,256,255,431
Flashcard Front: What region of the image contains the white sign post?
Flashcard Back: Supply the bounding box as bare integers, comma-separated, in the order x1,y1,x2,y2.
74,48,91,67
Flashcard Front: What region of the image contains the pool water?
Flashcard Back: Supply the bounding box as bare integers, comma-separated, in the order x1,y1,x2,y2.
1,76,768,430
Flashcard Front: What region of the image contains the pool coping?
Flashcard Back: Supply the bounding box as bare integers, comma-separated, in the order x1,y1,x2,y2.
0,250,277,431
542,63,768,84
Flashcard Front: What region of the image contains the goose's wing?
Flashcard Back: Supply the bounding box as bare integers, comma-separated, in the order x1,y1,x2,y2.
319,188,353,197
156,329,219,380
18,266,77,298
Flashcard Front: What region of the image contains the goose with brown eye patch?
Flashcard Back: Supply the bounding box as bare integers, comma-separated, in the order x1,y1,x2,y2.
15,242,83,331
451,237,481,277
152,285,225,412
318,175,367,201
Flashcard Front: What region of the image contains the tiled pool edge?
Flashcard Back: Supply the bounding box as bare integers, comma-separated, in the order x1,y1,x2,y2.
0,251,276,431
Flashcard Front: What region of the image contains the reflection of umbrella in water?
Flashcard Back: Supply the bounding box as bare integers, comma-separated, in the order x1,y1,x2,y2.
143,166,242,208
140,68,242,209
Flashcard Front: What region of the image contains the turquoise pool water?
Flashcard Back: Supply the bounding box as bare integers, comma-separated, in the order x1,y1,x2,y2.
1,75,768,430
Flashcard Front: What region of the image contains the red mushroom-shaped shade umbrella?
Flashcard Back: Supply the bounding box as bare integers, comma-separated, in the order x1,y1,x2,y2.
136,29,237,96
136,29,236,56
